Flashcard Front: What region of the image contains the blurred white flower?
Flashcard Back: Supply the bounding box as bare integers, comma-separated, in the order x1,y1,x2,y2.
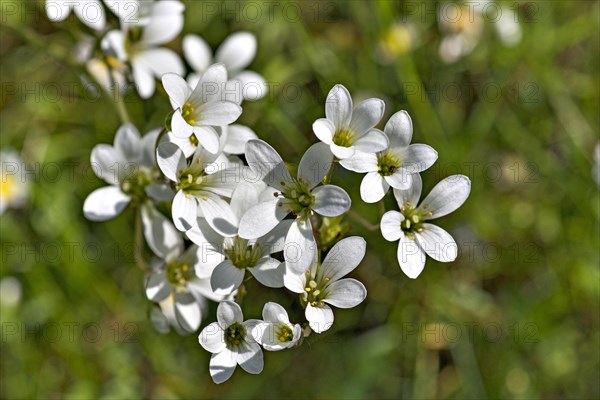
0,277,22,307
283,236,367,333
341,110,438,203
199,301,263,384
101,0,185,98
0,150,28,215
238,140,351,274
83,124,170,221
45,0,106,31
312,84,388,159
438,1,522,63
155,142,239,233
184,32,267,101
162,66,242,154
252,302,302,351
380,174,471,279
594,142,600,187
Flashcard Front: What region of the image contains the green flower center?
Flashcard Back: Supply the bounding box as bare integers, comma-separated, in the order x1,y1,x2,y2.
225,322,246,346
399,203,431,239
181,101,197,125
189,133,199,147
276,324,294,343
166,261,195,288
377,152,400,176
121,168,152,198
300,274,330,307
332,129,354,147
224,237,263,270
177,159,208,195
278,179,315,218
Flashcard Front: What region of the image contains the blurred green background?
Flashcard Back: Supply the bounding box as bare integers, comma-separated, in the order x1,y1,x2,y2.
1,0,599,398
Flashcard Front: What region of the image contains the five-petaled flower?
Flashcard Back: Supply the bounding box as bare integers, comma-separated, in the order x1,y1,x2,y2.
380,174,471,279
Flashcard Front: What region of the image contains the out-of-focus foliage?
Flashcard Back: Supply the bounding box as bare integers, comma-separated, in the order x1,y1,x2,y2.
1,1,598,398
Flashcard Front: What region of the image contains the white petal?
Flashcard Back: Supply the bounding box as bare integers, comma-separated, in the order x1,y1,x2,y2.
171,109,194,139
114,123,141,161
244,139,291,191
145,183,175,202
284,218,316,274
393,173,422,208
183,34,213,73
192,126,220,154
305,303,334,333
380,211,404,242
162,73,191,109
197,193,238,237
216,32,256,71
383,168,412,190
141,202,183,259
83,186,130,221
298,142,333,189
349,98,385,135
283,269,306,294
199,321,226,353
255,219,292,254
131,60,155,99
136,48,185,79
325,84,352,128
196,101,242,127
249,258,285,288
141,3,185,46
211,260,245,295
230,181,263,222
209,348,237,384
398,235,426,279
323,278,366,309
140,128,161,169
385,110,413,149
403,144,438,173
339,151,378,173
223,124,258,155
172,190,198,231
90,144,125,185
319,236,366,281
312,185,351,217
217,300,243,328
237,341,263,374
415,223,458,262
312,118,335,145
201,168,240,198
73,0,105,30
144,270,171,302
156,142,186,182
262,302,290,324
353,129,389,153
419,175,471,219
238,198,288,239
192,63,228,102
360,172,389,203
46,1,71,21
330,143,355,159
174,291,202,332
235,71,267,100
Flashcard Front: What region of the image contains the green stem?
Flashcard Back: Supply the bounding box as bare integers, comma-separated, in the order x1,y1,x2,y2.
322,159,338,184
347,209,380,231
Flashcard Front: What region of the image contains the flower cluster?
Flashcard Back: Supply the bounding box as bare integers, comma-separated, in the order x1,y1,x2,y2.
45,0,471,384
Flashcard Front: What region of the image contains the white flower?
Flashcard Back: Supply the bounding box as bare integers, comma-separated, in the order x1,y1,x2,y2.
163,124,257,159
183,32,267,101
341,110,438,203
252,302,302,351
187,182,289,295
380,174,471,279
312,84,388,159
199,301,263,384
142,203,226,333
101,0,185,98
83,124,170,221
284,236,367,333
238,139,351,273
45,0,106,31
162,66,243,154
156,142,239,233
0,150,28,215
